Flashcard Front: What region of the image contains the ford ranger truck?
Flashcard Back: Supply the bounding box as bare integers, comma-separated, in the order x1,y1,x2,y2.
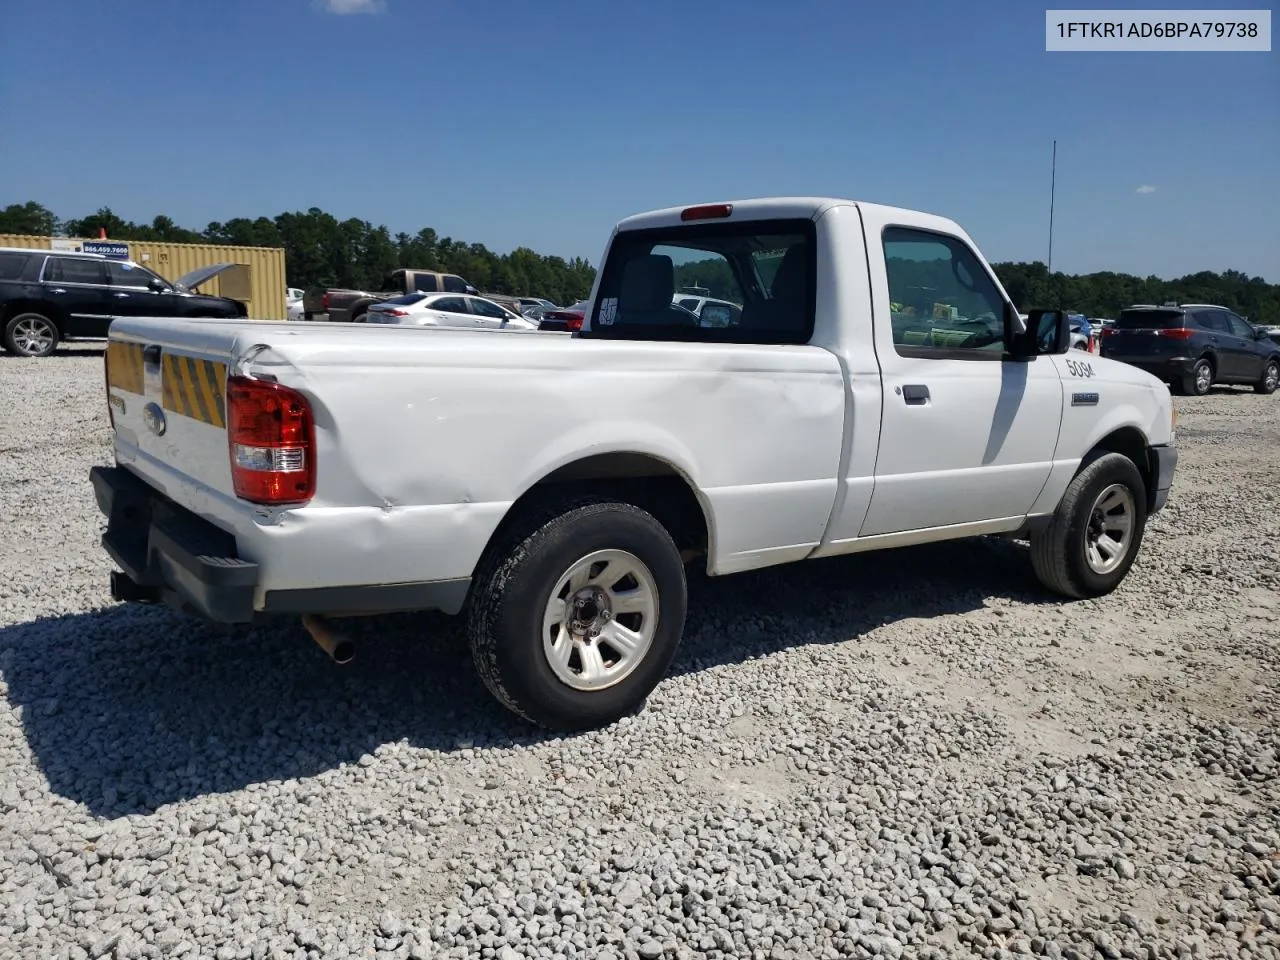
91,197,1178,731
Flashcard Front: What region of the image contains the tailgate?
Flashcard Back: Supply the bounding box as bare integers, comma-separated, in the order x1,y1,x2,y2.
105,320,240,506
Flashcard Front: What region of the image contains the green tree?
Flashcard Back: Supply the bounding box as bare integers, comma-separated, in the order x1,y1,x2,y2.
0,201,58,236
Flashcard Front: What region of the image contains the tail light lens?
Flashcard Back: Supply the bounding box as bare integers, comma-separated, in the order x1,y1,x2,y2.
566,314,584,331
386,309,408,317
1099,327,1115,336
1158,327,1195,340
321,292,330,310
226,376,316,505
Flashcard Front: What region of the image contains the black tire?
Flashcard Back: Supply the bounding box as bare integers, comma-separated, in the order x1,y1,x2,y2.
1030,451,1149,599
1255,359,1279,395
2,312,60,357
1181,358,1213,396
467,498,687,731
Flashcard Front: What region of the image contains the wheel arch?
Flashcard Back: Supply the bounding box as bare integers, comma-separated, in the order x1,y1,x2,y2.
1086,426,1156,513
1,299,63,329
473,450,715,581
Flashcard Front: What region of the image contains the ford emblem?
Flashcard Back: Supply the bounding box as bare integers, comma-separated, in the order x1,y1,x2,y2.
143,402,167,436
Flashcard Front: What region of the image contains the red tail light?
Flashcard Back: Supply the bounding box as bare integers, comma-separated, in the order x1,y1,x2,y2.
386,309,408,317
1099,327,1116,336
321,292,330,310
226,376,316,505
1158,327,1195,340
567,314,583,331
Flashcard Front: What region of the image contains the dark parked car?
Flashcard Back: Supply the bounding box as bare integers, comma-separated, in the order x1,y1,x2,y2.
0,248,248,357
1099,303,1279,396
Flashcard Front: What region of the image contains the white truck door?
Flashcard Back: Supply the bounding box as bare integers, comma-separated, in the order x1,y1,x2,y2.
858,222,1063,537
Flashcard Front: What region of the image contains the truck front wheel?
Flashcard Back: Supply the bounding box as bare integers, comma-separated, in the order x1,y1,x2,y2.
467,499,687,731
1030,452,1148,599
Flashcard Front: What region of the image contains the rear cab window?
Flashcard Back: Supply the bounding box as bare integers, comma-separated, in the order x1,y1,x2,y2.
412,273,440,293
584,218,816,344
442,275,470,294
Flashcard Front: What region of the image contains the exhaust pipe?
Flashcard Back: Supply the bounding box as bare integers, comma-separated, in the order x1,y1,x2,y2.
301,614,355,665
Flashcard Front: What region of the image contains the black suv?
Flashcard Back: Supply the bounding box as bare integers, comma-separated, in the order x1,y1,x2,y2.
1099,303,1280,396
0,248,248,357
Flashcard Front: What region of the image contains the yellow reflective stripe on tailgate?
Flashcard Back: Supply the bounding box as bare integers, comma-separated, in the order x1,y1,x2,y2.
105,341,144,395
161,353,227,428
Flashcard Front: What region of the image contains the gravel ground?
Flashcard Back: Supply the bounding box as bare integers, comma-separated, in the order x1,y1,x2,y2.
1,347,1278,960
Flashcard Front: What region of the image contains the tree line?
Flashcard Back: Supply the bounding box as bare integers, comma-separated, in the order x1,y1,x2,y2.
0,201,596,307
1,200,1275,322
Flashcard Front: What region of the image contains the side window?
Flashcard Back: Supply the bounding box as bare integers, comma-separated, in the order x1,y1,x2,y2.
379,272,403,292
0,253,30,281
412,273,439,293
676,297,701,311
432,297,468,314
442,275,469,293
1197,310,1229,333
1224,312,1254,339
883,227,1006,358
46,257,106,285
469,298,508,320
108,262,161,288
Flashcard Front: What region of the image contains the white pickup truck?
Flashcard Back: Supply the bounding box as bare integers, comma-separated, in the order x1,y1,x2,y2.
92,197,1178,731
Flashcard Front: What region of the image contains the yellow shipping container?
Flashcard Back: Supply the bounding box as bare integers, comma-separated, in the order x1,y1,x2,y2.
0,234,288,320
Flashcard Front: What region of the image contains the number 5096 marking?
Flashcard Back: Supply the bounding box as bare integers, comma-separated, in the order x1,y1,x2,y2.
1066,358,1095,378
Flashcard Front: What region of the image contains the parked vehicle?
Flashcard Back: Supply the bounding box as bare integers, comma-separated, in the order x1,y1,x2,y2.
671,294,743,327
365,292,538,330
301,269,477,324
0,247,247,357
92,196,1178,731
285,287,305,322
1100,303,1280,396
537,299,590,331
518,297,559,312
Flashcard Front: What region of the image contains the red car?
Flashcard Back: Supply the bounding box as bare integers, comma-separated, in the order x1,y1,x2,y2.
538,299,589,332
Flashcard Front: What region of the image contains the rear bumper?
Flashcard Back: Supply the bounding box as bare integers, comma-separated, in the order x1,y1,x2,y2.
91,465,471,623
92,465,260,622
1149,443,1178,514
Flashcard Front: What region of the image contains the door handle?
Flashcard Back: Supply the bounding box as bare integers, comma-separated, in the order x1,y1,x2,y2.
1207,335,1218,342
50,288,66,294
902,384,931,405
113,292,130,298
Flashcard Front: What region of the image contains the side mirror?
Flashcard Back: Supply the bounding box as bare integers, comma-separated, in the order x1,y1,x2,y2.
1008,308,1069,358
148,278,167,292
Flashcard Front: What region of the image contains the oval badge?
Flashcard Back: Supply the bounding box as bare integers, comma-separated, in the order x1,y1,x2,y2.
142,401,167,436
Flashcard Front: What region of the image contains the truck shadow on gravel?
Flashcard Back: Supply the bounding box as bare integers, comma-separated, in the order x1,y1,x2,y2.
0,536,1055,819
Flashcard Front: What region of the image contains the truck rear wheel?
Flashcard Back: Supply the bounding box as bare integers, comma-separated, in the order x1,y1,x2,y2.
467,499,687,731
1030,452,1148,599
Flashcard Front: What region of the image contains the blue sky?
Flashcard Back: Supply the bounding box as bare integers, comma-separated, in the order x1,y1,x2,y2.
2,0,1276,279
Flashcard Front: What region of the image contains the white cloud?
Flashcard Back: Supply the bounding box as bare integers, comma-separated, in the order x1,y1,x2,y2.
322,0,385,13
1135,185,1156,194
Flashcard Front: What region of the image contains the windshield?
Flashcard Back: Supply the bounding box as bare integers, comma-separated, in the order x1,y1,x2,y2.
1117,309,1183,329
381,293,428,306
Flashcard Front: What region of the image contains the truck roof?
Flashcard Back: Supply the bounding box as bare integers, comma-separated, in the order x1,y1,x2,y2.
614,197,968,237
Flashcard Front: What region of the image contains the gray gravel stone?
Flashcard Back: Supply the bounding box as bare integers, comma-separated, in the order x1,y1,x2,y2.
1,354,1279,960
